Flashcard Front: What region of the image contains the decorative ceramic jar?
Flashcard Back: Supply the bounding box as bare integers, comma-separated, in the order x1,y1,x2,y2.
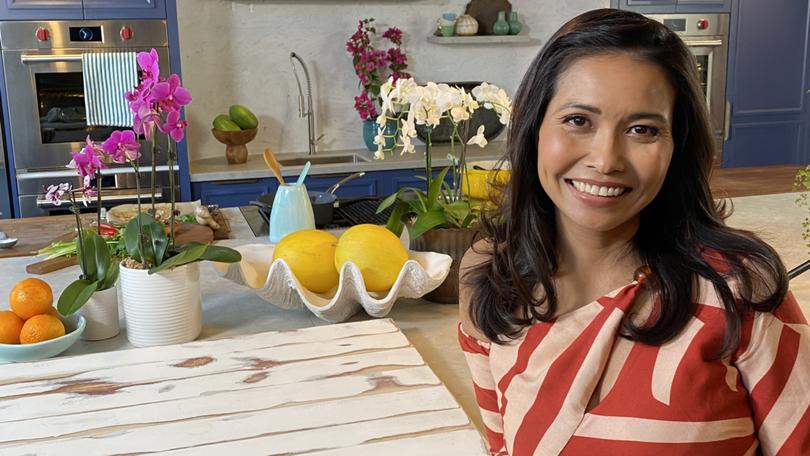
79,286,119,341
119,262,202,347
455,15,479,36
493,11,510,36
508,11,522,35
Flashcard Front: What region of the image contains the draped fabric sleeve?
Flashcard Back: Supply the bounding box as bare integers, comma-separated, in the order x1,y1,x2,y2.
458,323,508,456
734,291,810,455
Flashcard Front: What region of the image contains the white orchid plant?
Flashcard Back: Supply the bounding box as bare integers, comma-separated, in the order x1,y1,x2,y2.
373,77,512,239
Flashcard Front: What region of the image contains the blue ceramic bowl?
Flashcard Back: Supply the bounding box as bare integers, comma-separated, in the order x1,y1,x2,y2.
0,314,85,363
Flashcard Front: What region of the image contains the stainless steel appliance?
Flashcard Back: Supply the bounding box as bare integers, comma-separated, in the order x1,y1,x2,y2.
0,20,175,217
646,13,729,163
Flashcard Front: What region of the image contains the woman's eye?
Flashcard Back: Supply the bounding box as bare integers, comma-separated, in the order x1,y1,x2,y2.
564,116,589,127
629,125,660,136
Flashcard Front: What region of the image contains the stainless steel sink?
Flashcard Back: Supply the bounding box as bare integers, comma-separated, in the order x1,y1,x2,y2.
276,153,370,167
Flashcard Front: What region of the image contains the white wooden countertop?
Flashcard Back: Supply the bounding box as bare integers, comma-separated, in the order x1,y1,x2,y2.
0,318,488,455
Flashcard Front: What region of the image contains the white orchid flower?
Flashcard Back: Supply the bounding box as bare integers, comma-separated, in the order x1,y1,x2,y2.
376,113,388,127
374,145,385,160
373,129,386,146
400,135,415,155
400,116,417,139
467,125,487,147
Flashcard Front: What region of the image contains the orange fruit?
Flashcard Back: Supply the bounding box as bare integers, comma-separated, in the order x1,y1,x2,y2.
9,278,53,320
19,314,65,344
0,311,24,344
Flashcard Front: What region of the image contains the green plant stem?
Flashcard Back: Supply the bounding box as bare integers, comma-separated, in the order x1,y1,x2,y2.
132,159,146,266
457,120,471,201
425,127,432,193
96,169,102,234
168,137,176,252
150,124,157,214
70,191,87,277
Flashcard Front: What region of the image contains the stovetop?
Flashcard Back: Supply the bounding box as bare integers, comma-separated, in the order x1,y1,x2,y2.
240,197,394,238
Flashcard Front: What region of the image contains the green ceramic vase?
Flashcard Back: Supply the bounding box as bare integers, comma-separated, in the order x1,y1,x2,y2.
493,11,510,36
509,11,522,35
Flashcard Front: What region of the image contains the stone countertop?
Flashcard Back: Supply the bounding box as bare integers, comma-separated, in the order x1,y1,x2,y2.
189,142,508,182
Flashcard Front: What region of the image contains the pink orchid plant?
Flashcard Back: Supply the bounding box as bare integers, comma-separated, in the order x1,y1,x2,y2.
48,48,239,315
346,18,410,121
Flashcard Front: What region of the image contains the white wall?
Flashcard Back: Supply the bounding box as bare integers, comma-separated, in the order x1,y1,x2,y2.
177,0,608,160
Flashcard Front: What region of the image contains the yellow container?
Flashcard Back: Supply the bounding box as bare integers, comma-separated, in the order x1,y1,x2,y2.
461,166,511,200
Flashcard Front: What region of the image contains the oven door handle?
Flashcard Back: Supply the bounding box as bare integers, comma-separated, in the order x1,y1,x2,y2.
21,54,82,64
683,39,724,48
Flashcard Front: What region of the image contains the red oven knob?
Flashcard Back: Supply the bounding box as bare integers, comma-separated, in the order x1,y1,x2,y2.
697,19,709,30
120,26,134,41
35,27,50,42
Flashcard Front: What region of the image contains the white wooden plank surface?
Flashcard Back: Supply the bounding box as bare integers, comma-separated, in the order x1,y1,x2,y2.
0,318,487,455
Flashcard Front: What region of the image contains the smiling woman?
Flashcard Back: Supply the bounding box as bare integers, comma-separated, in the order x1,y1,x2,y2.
457,8,809,456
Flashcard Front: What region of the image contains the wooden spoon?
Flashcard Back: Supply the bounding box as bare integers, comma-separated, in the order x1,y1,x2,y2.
263,148,286,185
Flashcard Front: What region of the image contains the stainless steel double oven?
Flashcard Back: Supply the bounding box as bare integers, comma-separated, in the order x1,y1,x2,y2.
0,20,175,217
646,13,730,164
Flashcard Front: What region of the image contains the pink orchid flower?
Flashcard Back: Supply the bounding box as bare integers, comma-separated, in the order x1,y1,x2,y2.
136,48,160,86
44,183,71,206
160,110,188,142
102,130,141,164
152,74,192,112
130,98,157,140
68,137,106,180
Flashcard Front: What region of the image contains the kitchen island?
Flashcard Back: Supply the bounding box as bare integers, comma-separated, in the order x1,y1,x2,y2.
1,191,808,445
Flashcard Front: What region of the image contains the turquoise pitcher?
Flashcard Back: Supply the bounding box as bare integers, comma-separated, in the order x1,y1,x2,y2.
269,183,315,243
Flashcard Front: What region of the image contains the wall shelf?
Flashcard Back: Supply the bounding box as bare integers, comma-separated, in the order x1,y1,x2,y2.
427,35,534,45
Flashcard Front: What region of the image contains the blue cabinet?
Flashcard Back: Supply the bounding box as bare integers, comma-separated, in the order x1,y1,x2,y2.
192,178,277,208
0,0,83,20
304,173,380,197
0,0,166,19
83,0,166,19
723,0,810,166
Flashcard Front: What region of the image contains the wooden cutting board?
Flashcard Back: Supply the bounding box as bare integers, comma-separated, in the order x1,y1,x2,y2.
0,215,82,258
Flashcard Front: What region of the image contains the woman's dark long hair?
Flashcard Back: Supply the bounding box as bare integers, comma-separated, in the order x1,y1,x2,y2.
466,8,788,358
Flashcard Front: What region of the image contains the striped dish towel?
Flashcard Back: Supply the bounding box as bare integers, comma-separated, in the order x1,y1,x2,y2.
82,51,138,127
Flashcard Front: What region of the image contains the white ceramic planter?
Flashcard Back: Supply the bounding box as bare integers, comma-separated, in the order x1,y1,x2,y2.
119,262,202,347
79,286,120,341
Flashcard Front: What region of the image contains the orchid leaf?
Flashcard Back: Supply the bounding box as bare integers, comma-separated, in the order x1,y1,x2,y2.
91,231,110,284
148,242,208,274
100,259,119,290
199,245,242,263
442,200,472,222
409,209,448,239
376,190,402,214
385,200,410,237
427,167,450,211
57,279,98,317
77,229,97,281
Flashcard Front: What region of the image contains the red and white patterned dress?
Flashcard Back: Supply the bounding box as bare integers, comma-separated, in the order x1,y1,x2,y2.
459,277,810,455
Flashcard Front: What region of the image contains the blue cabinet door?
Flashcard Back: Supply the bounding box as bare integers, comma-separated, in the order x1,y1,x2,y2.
191,178,276,208
304,173,380,197
83,0,166,19
0,0,83,20
723,0,810,167
384,168,455,195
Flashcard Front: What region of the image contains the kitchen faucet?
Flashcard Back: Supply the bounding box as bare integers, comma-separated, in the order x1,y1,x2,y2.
290,52,322,155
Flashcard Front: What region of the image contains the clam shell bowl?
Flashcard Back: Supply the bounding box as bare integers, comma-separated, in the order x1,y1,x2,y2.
215,244,453,322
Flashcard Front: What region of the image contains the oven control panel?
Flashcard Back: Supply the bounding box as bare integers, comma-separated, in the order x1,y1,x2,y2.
69,26,102,42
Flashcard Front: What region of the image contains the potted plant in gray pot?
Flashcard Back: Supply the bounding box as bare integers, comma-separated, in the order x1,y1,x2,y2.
374,78,512,302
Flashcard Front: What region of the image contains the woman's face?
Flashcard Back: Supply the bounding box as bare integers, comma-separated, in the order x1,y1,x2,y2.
537,53,676,236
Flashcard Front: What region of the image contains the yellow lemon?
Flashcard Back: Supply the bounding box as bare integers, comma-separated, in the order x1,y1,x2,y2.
273,230,340,293
334,224,408,292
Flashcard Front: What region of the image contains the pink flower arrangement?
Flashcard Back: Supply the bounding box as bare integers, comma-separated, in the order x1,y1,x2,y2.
346,18,410,121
